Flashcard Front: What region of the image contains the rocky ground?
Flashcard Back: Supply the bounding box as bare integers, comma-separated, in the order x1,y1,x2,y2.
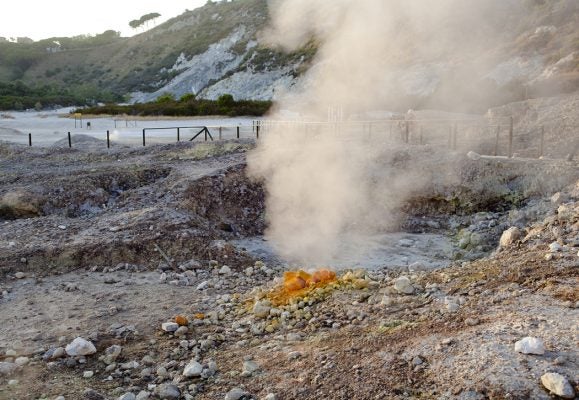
0,138,577,400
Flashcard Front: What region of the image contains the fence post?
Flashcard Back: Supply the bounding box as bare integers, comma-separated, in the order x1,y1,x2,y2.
142,129,146,147
508,116,514,158
256,125,260,139
494,125,500,156
177,127,180,142
28,133,32,147
68,132,72,148
539,125,544,158
204,128,208,141
107,130,110,149
237,126,240,139
219,126,222,140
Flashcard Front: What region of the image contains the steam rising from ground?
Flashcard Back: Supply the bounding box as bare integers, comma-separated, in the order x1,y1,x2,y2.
248,0,511,264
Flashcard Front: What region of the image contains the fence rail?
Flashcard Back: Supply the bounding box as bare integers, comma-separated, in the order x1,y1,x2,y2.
10,116,578,160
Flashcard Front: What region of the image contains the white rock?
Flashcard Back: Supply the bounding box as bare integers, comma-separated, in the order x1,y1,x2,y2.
541,372,575,399
58,225,67,230
252,301,271,318
394,276,414,294
14,357,29,366
499,227,520,247
118,394,137,400
55,396,66,400
219,265,232,275
161,322,179,333
196,281,209,290
65,337,97,356
83,370,94,378
244,267,254,276
550,192,564,205
557,205,573,221
514,337,545,355
8,379,18,386
183,360,204,377
14,272,25,279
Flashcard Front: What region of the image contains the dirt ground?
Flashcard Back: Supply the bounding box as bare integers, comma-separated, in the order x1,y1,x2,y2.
0,137,577,400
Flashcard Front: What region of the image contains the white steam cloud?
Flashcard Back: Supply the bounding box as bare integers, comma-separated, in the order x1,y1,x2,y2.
248,0,521,265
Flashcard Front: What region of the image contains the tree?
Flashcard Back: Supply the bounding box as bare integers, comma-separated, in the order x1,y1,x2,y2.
129,19,142,30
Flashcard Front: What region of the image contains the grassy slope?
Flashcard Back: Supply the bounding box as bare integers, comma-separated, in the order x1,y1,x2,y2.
0,0,578,104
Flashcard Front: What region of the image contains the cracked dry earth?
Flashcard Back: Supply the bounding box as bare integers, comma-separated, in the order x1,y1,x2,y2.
0,138,578,400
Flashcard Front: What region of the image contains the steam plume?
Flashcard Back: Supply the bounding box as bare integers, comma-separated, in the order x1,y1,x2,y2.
248,0,520,265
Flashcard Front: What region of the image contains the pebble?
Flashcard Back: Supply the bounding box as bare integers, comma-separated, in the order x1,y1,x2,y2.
58,225,67,230
394,276,414,294
15,272,26,279
224,388,248,400
83,370,94,378
161,322,179,333
540,372,575,399
8,379,18,386
196,281,209,290
65,337,97,356
514,337,545,355
118,394,137,400
14,357,29,366
183,360,204,377
264,394,277,400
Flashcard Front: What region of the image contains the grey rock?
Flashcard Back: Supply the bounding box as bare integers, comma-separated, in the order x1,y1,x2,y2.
499,227,521,247
183,360,204,377
155,384,181,399
252,301,271,318
241,360,260,376
394,276,414,295
103,345,122,364
225,388,249,400
118,394,136,400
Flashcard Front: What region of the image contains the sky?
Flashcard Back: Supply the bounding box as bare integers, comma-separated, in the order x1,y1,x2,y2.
0,0,207,41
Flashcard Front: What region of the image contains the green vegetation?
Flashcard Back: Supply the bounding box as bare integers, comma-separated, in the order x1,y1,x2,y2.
75,94,272,117
0,81,121,111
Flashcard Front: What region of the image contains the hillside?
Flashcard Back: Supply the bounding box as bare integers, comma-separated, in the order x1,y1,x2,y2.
0,0,578,111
